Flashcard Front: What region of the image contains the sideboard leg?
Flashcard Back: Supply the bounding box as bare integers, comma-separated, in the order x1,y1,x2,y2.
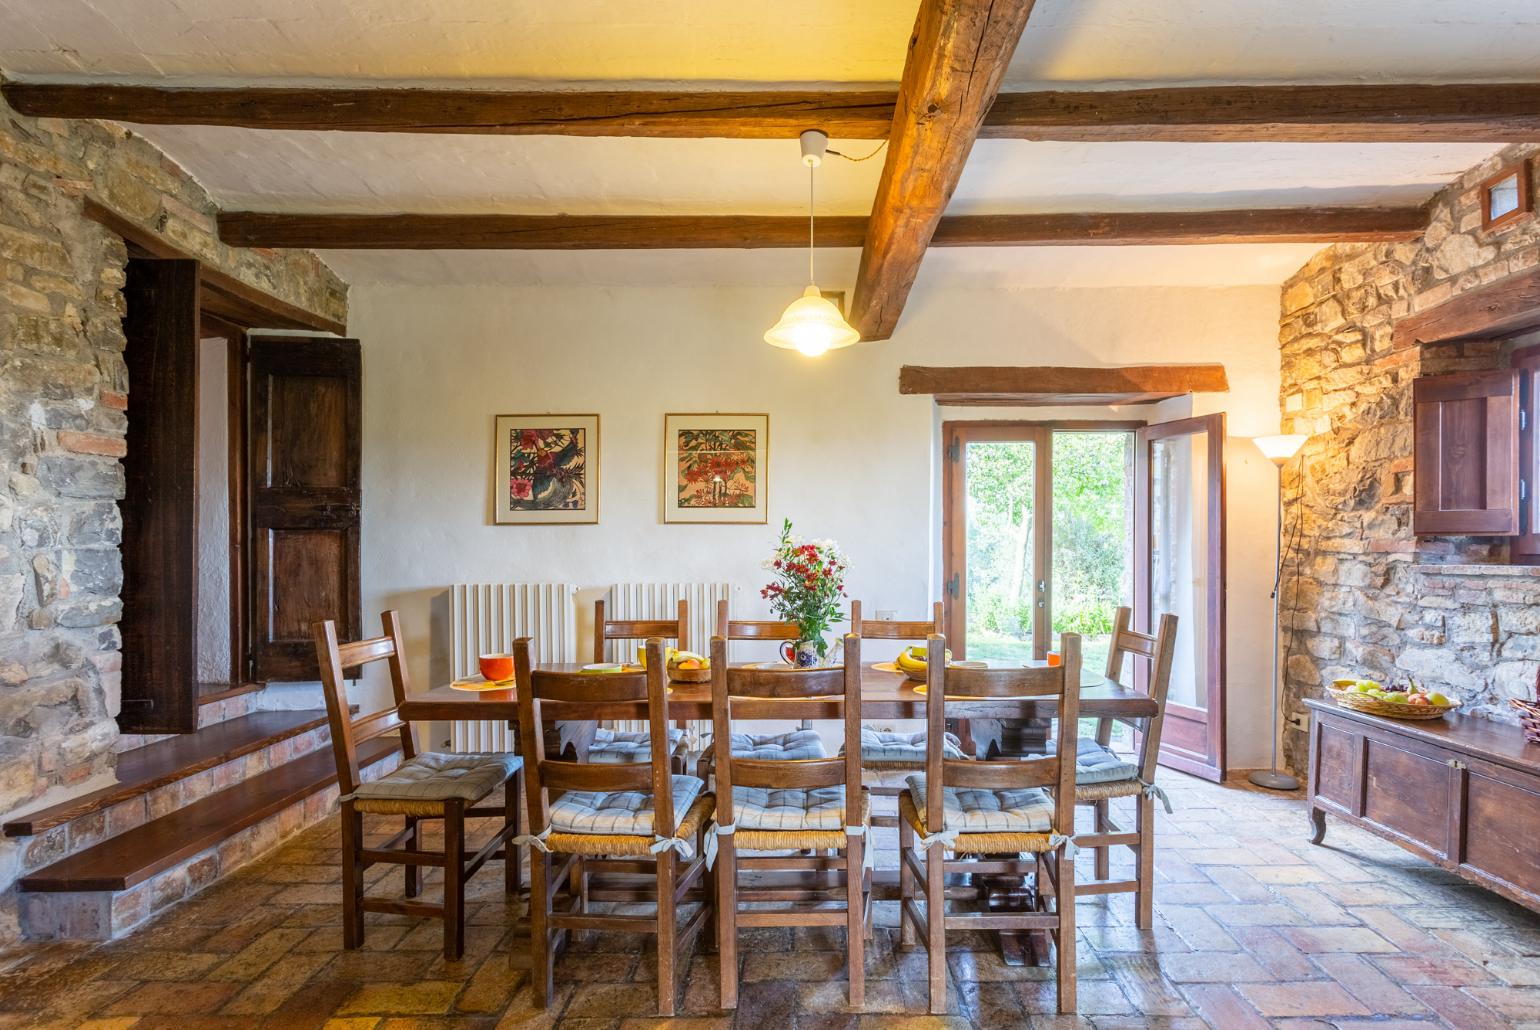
1308,806,1327,845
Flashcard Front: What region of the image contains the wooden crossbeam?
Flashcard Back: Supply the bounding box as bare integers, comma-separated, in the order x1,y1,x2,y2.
216,207,1424,250
1,82,895,138
899,364,1230,406
13,81,1540,143
849,0,1041,342
983,84,1540,143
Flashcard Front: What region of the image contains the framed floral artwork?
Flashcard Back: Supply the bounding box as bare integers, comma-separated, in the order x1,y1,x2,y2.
492,414,599,525
663,413,769,524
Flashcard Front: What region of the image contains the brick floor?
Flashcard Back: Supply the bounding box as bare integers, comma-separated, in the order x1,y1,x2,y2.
1,772,1538,1028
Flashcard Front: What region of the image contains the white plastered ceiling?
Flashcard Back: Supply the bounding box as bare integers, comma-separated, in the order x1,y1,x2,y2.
0,0,1533,286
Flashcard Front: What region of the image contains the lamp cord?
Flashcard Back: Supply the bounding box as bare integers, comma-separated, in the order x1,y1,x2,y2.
808,162,816,285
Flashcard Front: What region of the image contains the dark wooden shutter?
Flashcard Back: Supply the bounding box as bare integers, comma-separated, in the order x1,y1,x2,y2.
1515,347,1540,563
248,337,361,681
1413,369,1521,535
120,258,200,732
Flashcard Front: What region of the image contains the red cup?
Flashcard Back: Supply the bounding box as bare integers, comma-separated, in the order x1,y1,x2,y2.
478,653,514,682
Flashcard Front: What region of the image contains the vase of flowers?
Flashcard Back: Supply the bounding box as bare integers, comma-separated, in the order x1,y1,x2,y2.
760,518,848,666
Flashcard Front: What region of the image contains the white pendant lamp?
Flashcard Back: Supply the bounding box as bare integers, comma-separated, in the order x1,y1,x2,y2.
764,130,860,357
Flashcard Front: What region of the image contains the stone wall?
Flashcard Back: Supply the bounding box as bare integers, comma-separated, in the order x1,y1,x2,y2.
0,93,347,935
1278,142,1540,772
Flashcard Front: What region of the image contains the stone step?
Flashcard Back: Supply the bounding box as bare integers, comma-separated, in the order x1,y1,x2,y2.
17,738,401,940
4,710,335,839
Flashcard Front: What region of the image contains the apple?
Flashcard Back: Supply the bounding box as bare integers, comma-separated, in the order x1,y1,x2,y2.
1429,692,1452,706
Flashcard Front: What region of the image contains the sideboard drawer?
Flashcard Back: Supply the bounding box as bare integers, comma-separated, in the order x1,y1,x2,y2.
1362,735,1455,862
1463,760,1540,910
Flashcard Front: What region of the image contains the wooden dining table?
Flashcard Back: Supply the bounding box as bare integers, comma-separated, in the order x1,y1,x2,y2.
398,660,1157,968
398,661,1156,723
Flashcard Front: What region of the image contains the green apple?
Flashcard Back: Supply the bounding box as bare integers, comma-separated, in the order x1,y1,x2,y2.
1429,692,1452,706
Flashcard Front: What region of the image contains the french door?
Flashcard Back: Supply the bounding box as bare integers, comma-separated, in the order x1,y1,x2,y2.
1135,414,1227,781
942,421,1138,672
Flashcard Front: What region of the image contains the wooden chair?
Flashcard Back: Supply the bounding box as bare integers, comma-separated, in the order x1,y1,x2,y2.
847,601,952,826
313,612,524,959
714,597,825,740
1074,607,1178,929
514,637,714,1016
709,633,871,1009
900,632,1081,1015
589,598,690,770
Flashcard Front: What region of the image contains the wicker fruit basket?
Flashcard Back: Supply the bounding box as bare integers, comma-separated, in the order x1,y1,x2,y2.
1509,666,1540,745
667,664,711,684
1327,684,1460,721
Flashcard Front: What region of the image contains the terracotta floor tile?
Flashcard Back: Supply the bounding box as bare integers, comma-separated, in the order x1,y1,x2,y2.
99,981,241,1016
1235,980,1370,1018
336,982,465,1016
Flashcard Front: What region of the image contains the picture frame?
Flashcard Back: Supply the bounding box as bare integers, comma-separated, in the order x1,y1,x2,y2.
663,413,769,524
492,414,600,525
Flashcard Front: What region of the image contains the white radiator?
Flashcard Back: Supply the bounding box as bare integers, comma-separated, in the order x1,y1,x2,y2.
603,582,734,742
448,582,576,752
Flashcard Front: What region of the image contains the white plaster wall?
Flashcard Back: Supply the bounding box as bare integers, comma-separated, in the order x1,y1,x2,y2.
196,335,231,685
348,282,1283,770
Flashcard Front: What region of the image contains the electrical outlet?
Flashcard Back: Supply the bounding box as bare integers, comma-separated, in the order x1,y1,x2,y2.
1285,712,1309,733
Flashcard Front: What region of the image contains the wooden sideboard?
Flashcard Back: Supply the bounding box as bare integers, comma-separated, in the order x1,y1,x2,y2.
1304,698,1540,914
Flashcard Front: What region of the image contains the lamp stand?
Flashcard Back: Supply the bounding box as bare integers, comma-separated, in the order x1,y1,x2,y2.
1250,459,1301,792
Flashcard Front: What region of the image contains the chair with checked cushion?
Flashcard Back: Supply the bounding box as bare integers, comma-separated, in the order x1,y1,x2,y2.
1074,607,1178,929
708,634,871,1010
899,632,1082,1015
588,598,692,772
846,601,952,826
313,612,523,960
513,637,714,1017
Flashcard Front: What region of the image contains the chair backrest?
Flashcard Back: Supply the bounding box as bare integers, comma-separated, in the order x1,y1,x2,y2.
849,600,943,640
312,611,419,796
708,634,863,821
515,637,678,839
1104,606,1178,782
714,597,800,642
922,632,1081,840
594,597,689,663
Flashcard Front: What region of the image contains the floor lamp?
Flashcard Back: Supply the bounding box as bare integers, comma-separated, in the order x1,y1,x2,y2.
1250,433,1308,791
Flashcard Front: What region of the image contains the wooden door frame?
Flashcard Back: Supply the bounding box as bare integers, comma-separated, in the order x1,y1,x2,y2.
1135,412,1227,781
941,419,1144,661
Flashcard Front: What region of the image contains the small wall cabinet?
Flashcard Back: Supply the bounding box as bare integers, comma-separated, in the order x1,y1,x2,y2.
1305,699,1540,915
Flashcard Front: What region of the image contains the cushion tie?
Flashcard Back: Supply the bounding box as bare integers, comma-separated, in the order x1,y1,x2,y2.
649,835,695,860
1049,832,1079,860
844,824,867,837
912,828,959,851
512,827,552,853
1140,779,1174,814
705,822,735,869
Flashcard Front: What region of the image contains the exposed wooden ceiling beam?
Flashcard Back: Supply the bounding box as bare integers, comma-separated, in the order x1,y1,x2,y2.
850,0,1041,342
1,82,895,138
983,84,1540,143
900,363,1231,406
11,81,1540,143
216,206,1422,250
216,213,870,249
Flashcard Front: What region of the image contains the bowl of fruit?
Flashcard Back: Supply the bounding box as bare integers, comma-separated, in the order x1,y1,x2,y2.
1327,677,1461,720
666,651,712,684
894,645,953,682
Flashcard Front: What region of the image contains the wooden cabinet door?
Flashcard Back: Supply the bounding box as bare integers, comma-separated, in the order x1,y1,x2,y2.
248,337,361,681
1360,733,1458,865
1413,369,1520,535
120,258,201,733
1460,757,1540,911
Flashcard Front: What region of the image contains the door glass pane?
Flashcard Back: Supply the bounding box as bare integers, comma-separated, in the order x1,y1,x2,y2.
1051,432,1133,678
965,440,1037,662
1150,431,1209,710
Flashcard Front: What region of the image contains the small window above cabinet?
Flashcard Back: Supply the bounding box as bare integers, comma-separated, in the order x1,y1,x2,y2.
1412,368,1520,535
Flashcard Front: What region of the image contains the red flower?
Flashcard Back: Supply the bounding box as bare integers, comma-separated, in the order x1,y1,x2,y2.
510,478,534,500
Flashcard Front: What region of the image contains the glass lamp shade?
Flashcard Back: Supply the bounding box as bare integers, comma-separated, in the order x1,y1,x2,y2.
764,284,860,357
1253,433,1309,466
